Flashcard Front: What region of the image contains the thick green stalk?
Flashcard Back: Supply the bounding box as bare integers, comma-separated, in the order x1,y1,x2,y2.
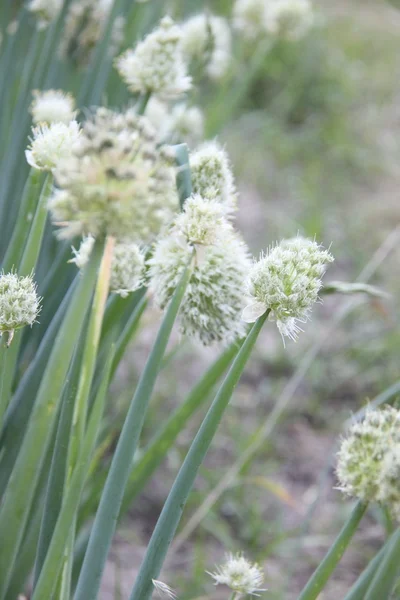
129,312,269,600
297,501,368,600
1,169,43,271
343,543,388,600
0,241,104,599
31,347,115,600
364,527,400,600
74,264,192,600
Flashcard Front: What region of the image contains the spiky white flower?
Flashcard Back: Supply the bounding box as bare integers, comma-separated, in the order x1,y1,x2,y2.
243,237,333,340
30,89,77,125
148,196,250,345
48,107,178,241
146,99,204,146
190,141,237,213
152,580,177,599
265,0,314,40
28,0,62,29
60,0,124,66
116,16,191,99
181,14,232,81
233,0,269,39
208,553,266,596
25,121,81,171
337,406,400,518
0,273,41,345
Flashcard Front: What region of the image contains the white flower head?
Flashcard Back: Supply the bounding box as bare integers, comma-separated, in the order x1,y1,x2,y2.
265,0,314,41
148,196,250,345
146,99,204,146
28,0,62,29
336,406,400,517
208,553,266,596
233,0,270,39
181,14,232,81
116,16,191,99
49,107,178,240
0,272,41,344
243,237,333,341
60,0,124,66
25,121,81,171
30,89,77,125
190,141,237,213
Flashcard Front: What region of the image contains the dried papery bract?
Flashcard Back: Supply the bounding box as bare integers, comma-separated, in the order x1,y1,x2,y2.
25,121,81,171
71,236,146,298
337,406,400,519
243,237,333,341
48,107,178,241
0,273,41,346
28,0,63,29
181,14,232,81
208,552,266,596
148,195,250,345
116,16,191,99
190,141,237,213
30,90,77,125
60,0,124,66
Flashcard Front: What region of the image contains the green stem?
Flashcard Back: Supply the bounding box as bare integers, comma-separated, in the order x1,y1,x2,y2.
364,527,400,600
297,501,368,600
0,337,8,427
343,541,388,600
136,91,151,115
74,263,192,600
129,312,269,600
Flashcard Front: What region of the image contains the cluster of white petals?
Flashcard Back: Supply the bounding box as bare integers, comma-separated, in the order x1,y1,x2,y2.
337,406,400,518
48,107,178,240
28,0,62,29
116,16,191,99
146,99,204,146
0,273,41,341
208,553,266,596
60,0,124,66
243,237,333,340
190,141,237,213
181,14,232,80
30,89,77,125
25,121,81,171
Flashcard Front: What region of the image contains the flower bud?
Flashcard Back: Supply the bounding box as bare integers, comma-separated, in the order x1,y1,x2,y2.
208,553,266,596
25,121,81,171
30,89,77,125
0,273,41,344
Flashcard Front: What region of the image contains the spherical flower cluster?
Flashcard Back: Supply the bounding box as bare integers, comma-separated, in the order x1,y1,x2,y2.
25,121,81,171
148,195,250,345
30,89,77,125
181,14,232,81
0,273,41,344
337,406,400,518
208,553,266,596
243,237,333,340
48,107,178,241
190,142,237,213
60,0,124,66
233,0,314,41
116,16,191,99
146,99,204,146
266,0,314,41
28,0,62,29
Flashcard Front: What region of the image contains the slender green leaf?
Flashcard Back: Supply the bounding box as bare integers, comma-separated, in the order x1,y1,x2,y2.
343,542,388,600
364,527,400,600
297,501,368,600
74,263,192,600
129,313,268,600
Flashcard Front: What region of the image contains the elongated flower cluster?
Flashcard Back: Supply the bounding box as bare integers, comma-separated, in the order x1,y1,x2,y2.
190,141,237,213
30,89,77,125
71,236,145,297
26,121,81,171
243,237,333,340
337,407,400,518
0,273,41,344
48,107,178,241
208,553,266,596
28,0,62,29
181,14,232,81
148,195,250,345
60,0,124,66
233,0,313,41
116,16,191,99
